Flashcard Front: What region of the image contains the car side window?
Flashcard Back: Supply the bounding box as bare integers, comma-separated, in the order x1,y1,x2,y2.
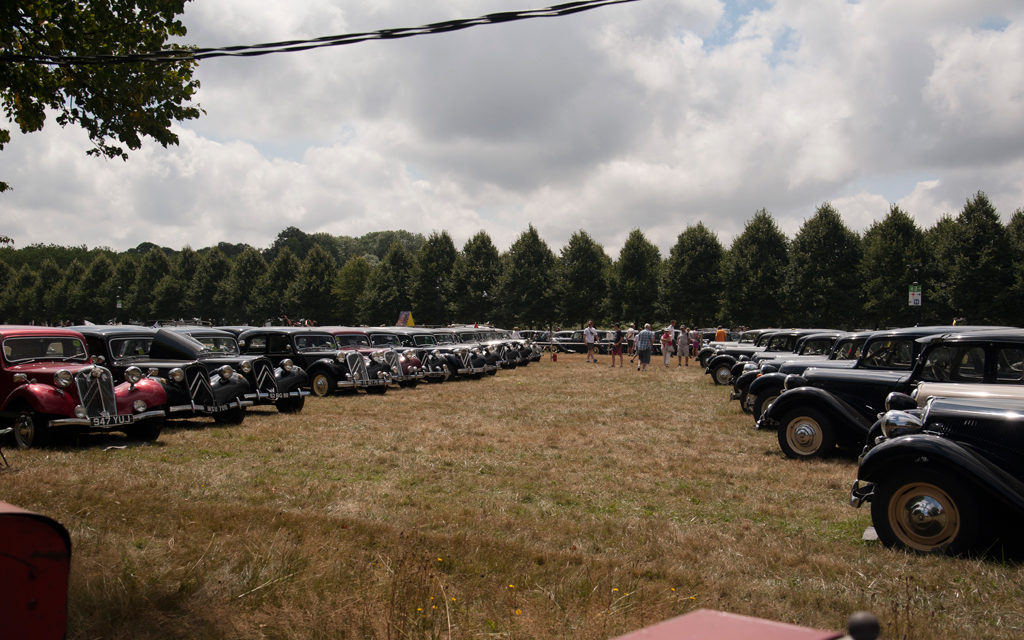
863,339,914,369
267,335,291,353
921,345,985,382
245,335,267,353
995,347,1024,383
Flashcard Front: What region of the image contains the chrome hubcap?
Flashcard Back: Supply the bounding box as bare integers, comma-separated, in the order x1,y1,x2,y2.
889,482,959,550
14,414,34,446
787,417,822,455
715,367,731,384
312,375,329,396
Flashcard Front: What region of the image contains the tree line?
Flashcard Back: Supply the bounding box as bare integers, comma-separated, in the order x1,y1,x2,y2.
1,192,1021,330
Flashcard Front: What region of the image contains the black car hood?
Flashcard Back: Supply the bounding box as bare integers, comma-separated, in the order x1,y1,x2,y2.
804,367,909,386
150,328,206,360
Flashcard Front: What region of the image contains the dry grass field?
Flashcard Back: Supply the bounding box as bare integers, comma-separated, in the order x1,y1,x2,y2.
3,353,1023,639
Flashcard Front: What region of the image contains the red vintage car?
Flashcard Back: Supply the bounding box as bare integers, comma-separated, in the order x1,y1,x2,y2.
1,326,166,447
321,327,425,388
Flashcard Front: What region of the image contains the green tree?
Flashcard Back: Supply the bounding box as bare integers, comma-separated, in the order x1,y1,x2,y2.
556,230,610,327
1006,209,1024,322
495,226,557,328
258,248,300,323
719,209,789,327
111,253,139,323
947,192,1013,324
151,274,185,320
332,256,372,326
860,206,927,328
2,264,41,323
289,244,338,324
73,253,118,322
1,1,201,191
358,242,414,325
189,248,229,321
450,232,501,323
923,215,959,324
615,229,661,327
127,248,172,320
218,247,268,324
174,247,201,316
783,203,862,327
662,223,724,327
410,231,458,325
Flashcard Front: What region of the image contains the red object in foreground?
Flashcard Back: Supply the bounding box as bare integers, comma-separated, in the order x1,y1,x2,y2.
611,609,842,640
0,501,71,640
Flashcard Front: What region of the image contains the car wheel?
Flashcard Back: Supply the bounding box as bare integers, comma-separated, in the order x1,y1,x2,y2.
12,411,47,449
777,408,834,458
275,396,305,413
214,405,246,425
870,466,978,554
712,363,732,385
753,392,780,421
127,419,163,442
310,372,336,397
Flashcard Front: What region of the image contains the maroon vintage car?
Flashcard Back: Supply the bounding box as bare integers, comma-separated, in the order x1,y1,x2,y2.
322,326,425,388
0,326,167,447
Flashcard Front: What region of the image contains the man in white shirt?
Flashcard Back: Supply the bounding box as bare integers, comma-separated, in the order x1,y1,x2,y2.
584,320,599,363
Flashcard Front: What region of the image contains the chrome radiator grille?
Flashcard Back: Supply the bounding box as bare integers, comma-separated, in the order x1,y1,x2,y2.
251,357,278,393
75,366,118,416
185,364,216,406
384,350,401,375
345,352,369,382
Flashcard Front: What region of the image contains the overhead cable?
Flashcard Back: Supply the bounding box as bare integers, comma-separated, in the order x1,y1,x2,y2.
1,0,640,66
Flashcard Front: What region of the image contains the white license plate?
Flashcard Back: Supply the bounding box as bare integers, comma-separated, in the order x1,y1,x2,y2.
90,415,135,427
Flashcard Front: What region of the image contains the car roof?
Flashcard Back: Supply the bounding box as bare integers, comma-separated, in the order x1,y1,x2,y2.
0,325,87,339
916,328,1024,345
69,324,156,336
236,326,334,336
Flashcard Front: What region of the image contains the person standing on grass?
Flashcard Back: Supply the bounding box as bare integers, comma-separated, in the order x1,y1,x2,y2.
584,320,599,363
610,323,624,368
676,324,690,367
626,323,637,361
660,325,674,367
635,323,654,371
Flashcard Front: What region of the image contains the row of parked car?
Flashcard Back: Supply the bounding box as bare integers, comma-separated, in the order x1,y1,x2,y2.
699,325,1024,556
0,324,544,451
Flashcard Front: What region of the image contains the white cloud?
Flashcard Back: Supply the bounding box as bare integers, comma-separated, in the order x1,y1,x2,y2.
2,0,1024,255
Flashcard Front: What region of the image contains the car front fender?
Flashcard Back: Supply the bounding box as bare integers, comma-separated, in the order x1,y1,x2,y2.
758,385,872,444
748,372,786,398
858,434,1024,514
115,378,168,414
275,365,308,392
3,383,77,416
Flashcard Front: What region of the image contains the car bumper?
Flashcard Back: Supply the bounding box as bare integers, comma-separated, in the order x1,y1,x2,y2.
849,480,874,508
50,409,166,430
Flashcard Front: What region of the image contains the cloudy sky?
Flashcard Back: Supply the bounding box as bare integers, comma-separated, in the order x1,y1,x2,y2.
3,0,1023,256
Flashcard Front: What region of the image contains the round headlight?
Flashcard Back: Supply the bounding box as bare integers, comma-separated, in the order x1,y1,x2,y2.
218,365,235,381
885,391,918,412
125,366,143,385
398,354,407,362
783,374,807,391
133,399,148,413
336,353,347,363
54,369,74,388
239,360,252,374
169,367,185,383
880,410,924,439
91,367,103,378
280,358,294,372
148,367,160,377
74,405,88,418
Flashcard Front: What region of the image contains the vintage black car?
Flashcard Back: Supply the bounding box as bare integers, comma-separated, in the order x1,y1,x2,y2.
431,328,496,377
748,326,995,425
758,328,1024,459
729,331,850,408
850,396,1024,554
696,328,776,369
235,327,389,396
74,325,251,424
167,326,308,413
733,331,870,417
706,329,836,386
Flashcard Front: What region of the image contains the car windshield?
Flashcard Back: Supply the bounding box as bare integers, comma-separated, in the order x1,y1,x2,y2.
413,335,437,346
3,336,88,363
860,338,916,369
370,334,401,347
765,335,796,351
457,332,480,342
109,337,154,359
293,334,337,351
798,338,834,356
831,338,864,360
189,335,240,355
433,333,456,344
335,335,370,347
